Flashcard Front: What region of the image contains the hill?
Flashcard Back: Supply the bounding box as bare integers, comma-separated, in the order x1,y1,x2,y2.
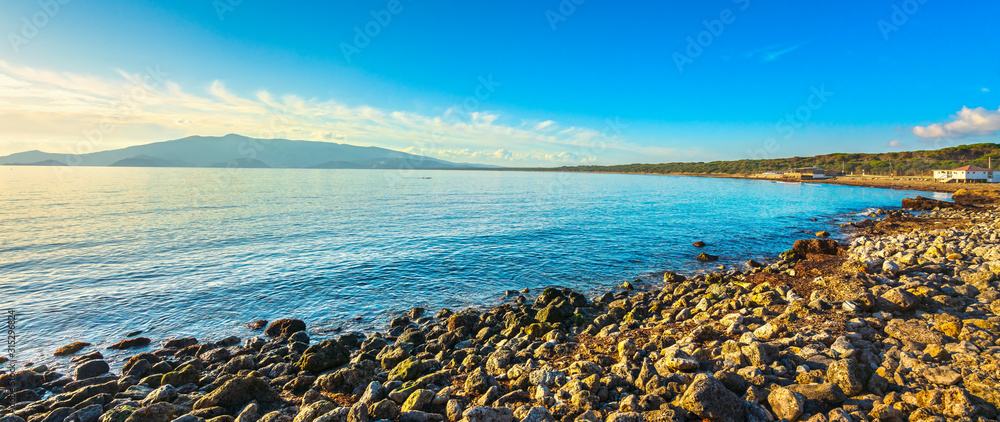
0,134,497,170
545,143,1000,176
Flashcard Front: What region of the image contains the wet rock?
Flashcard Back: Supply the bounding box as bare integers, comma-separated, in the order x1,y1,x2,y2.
693,241,707,248
265,319,306,338
696,252,719,262
75,360,110,380
108,337,152,350
246,319,268,330
163,338,199,349
55,342,91,356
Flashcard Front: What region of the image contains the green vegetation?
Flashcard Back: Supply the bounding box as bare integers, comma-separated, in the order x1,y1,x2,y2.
538,143,1000,176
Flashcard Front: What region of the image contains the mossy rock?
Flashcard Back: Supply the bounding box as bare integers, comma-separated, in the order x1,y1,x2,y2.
161,364,200,387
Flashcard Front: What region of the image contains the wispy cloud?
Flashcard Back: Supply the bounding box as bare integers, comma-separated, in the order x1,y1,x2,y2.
0,61,694,166
888,139,903,147
746,41,808,63
912,106,1000,139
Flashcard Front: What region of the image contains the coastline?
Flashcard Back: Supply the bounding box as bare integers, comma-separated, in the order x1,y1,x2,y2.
2,199,1000,422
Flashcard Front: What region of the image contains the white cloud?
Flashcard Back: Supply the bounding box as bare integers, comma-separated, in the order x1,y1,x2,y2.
888,140,903,147
0,62,699,166
912,106,1000,139
983,87,990,93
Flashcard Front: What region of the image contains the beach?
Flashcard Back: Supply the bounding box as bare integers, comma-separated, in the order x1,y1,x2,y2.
2,192,999,422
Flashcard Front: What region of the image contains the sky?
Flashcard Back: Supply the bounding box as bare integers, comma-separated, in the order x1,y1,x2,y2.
0,0,998,166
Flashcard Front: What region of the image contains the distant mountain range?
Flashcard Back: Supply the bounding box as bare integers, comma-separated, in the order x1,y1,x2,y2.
0,134,499,169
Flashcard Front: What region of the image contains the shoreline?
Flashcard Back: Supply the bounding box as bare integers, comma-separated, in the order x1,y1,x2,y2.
3,199,1000,422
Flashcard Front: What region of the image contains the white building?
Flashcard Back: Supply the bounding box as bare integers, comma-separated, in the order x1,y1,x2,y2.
933,165,997,183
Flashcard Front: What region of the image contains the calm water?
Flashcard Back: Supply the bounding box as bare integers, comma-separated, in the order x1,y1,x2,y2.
0,167,946,368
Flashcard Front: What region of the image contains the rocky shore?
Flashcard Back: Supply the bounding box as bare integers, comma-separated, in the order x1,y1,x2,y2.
2,200,999,422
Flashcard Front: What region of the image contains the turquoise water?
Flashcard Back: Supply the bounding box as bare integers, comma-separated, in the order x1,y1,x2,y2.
0,167,945,367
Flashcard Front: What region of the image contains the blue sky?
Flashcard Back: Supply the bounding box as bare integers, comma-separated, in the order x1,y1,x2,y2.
0,0,997,165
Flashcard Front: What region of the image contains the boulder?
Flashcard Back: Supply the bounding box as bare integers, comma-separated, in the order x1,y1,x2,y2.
193,376,279,412
678,374,746,422
695,252,719,262
265,319,306,338
793,239,839,256
461,407,513,422
902,196,957,210
108,337,152,350
826,360,864,397
54,342,91,356
768,387,805,422
74,360,110,380
297,339,350,373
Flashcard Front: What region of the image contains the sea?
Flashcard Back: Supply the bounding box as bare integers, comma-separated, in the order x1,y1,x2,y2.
0,166,948,368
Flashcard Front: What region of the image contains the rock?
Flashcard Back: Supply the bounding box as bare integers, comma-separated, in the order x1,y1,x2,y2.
293,401,337,422
884,320,944,344
923,366,962,386
461,407,513,422
234,403,260,422
142,385,179,406
662,272,686,283
521,407,554,422
902,196,956,210
793,239,839,255
370,399,401,421
265,319,306,338
826,360,864,397
401,389,435,413
882,261,900,276
297,339,350,373
55,342,91,356
768,387,805,422
816,231,830,238
64,404,104,422
696,252,719,262
246,319,268,329
161,364,201,387
75,360,110,380
0,416,26,422
786,383,847,404
678,374,746,422
878,289,919,312
39,408,75,422
604,413,641,422
163,338,198,349
124,403,182,422
108,337,152,350
193,376,279,412
693,241,707,248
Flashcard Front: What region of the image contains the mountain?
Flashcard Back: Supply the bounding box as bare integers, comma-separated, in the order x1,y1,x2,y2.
0,134,499,169
542,143,1000,176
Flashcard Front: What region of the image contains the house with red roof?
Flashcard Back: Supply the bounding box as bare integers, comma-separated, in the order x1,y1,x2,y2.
933,165,997,183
